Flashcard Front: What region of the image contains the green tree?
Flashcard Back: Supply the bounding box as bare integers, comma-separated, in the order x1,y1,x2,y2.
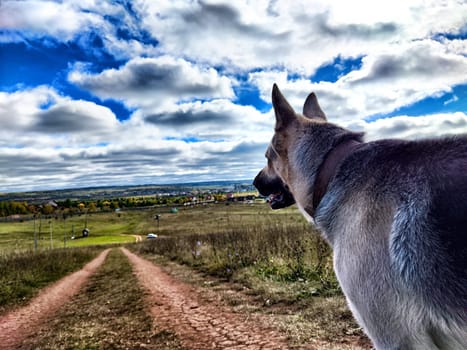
41,204,54,215
88,202,97,212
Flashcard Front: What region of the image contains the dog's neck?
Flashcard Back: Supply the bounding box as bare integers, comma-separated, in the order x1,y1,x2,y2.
311,138,362,216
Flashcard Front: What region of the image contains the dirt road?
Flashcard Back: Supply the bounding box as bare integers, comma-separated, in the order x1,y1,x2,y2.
1,248,291,349
121,247,292,349
0,249,110,349
1,247,364,349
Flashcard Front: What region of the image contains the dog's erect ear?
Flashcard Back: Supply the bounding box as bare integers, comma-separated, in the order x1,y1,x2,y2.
303,92,326,121
272,83,296,131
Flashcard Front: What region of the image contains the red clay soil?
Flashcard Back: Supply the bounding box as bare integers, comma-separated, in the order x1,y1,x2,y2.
0,249,110,350
121,247,293,350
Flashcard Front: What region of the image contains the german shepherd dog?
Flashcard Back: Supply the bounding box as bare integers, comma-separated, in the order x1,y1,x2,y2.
254,84,467,349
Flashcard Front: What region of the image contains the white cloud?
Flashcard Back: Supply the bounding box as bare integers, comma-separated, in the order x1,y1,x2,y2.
130,0,467,74
0,0,103,42
0,85,271,191
250,39,467,122
138,99,272,142
134,0,394,74
346,112,467,141
0,87,120,148
0,133,266,192
1,0,467,191
443,38,467,56
2,0,465,74
69,56,235,110
0,0,158,59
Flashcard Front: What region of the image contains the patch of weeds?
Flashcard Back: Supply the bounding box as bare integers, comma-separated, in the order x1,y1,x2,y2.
0,247,101,314
254,259,340,297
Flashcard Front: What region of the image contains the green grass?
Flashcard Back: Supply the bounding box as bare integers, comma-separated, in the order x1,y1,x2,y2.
0,211,143,253
135,203,339,297
0,203,366,347
155,202,304,235
1,202,339,302
0,202,306,253
0,247,101,313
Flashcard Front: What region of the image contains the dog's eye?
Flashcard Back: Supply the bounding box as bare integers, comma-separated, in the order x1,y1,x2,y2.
266,146,277,161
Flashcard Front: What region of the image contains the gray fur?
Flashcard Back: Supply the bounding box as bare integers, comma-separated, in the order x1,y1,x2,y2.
303,92,327,120
254,85,467,350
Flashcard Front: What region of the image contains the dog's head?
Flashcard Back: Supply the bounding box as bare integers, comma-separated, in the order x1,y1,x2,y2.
253,84,327,210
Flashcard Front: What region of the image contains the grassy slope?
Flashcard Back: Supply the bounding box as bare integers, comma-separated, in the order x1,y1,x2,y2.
1,203,370,348
21,248,184,350
0,211,143,253
0,203,304,253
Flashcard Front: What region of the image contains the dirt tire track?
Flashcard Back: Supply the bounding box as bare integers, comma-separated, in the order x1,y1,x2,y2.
0,249,110,350
122,247,294,350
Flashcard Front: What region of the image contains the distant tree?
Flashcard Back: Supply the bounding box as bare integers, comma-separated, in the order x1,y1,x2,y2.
28,204,37,214
41,204,54,215
0,201,31,216
19,202,29,214
63,208,73,219
174,196,190,205
214,194,226,202
88,202,97,212
0,201,7,216
158,197,168,205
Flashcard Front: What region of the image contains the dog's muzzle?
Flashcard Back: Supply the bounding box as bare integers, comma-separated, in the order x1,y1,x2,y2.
253,170,295,210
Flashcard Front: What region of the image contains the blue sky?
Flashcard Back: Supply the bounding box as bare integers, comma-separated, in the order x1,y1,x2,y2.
0,0,466,192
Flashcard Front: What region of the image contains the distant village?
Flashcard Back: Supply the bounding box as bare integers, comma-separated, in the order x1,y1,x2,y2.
0,181,261,219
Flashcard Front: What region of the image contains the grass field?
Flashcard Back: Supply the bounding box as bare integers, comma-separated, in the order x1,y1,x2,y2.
0,211,145,254
135,202,338,296
0,203,334,289
0,202,335,306
0,202,307,252
0,202,369,347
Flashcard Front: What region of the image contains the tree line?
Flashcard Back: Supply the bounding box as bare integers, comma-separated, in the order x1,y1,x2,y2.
0,193,229,217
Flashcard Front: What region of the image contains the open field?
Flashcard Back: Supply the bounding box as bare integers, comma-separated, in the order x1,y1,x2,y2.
0,202,307,253
0,211,145,253
0,202,337,308
2,248,370,349
0,202,371,348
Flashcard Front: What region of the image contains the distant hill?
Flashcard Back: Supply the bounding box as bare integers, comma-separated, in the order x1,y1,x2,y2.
0,180,255,203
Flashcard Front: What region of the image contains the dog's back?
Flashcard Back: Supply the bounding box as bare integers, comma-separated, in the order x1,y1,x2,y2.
316,136,467,349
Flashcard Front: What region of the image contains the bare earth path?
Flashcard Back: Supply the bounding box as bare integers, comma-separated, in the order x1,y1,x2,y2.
0,249,110,350
132,234,143,242
122,247,293,349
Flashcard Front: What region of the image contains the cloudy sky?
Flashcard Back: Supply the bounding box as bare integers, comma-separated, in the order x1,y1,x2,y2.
1,0,466,192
